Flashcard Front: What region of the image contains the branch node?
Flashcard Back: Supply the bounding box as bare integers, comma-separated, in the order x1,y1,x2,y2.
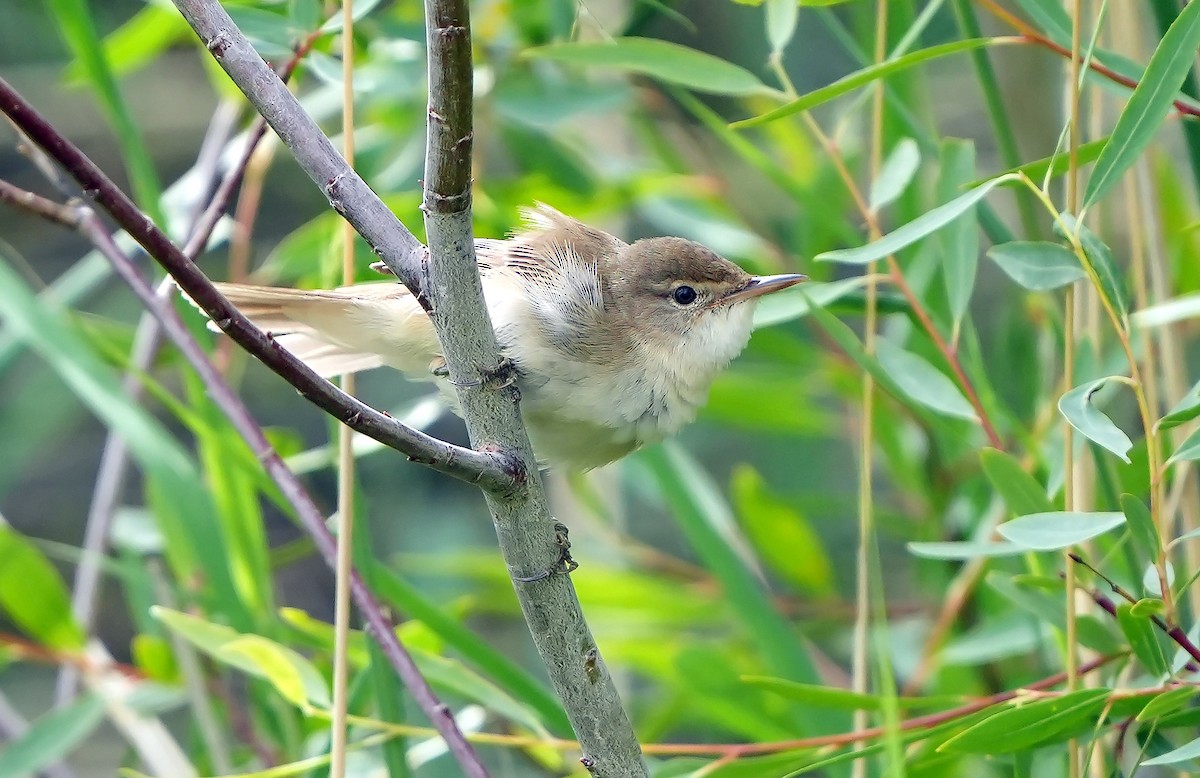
583,647,600,684
437,25,468,40
423,187,471,214
324,173,347,213
206,30,232,58
514,520,578,582
451,131,473,154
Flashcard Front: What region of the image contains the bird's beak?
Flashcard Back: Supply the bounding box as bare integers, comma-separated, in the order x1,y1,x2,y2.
721,273,807,306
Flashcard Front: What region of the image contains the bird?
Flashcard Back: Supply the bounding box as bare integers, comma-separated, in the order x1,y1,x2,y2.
197,204,805,470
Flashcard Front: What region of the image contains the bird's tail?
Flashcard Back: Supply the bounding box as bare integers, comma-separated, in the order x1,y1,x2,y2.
184,282,437,378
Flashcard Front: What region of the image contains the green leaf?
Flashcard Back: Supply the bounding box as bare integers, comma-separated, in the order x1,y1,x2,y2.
732,38,1004,128
364,567,572,734
731,465,834,596
0,257,243,621
45,0,163,222
874,341,977,421
937,139,978,331
1133,293,1200,330
816,174,1019,265
0,525,85,649
1131,598,1166,618
1167,425,1200,465
1121,494,1161,563
1117,603,1169,676
986,241,1087,290
1058,377,1134,462
632,445,830,736
1138,687,1199,722
978,137,1108,189
997,511,1126,550
906,541,1025,560
1084,0,1200,207
1159,378,1200,430
525,37,771,96
1056,215,1130,319
801,293,919,413
0,695,105,778
868,138,920,212
66,4,190,82
980,448,1055,516
765,0,799,56
1143,733,1200,766
939,689,1111,753
154,608,330,710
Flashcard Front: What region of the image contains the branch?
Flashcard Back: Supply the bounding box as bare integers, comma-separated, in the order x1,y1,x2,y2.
0,182,493,775
418,1,648,774
0,79,512,492
36,0,650,769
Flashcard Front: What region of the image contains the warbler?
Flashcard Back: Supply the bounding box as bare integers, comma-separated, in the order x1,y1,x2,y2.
199,205,804,469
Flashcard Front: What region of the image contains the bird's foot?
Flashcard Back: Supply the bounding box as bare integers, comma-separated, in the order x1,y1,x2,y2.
442,356,518,390
514,521,578,583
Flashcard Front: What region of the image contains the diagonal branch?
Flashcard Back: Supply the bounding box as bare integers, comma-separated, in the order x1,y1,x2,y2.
0,79,513,492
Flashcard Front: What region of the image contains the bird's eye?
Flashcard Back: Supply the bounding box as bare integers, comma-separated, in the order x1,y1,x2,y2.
672,285,698,305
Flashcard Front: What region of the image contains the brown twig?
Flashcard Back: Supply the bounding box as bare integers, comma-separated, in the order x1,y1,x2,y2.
640,653,1122,757
1070,553,1200,667
974,0,1200,120
0,179,83,227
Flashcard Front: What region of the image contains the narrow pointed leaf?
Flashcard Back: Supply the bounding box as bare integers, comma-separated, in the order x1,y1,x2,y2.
906,541,1025,559
937,139,979,329
997,511,1126,550
986,241,1086,290
1057,215,1129,318
732,39,1004,128
526,38,771,96
1117,603,1169,677
0,695,105,778
1058,377,1133,462
1159,377,1200,430
1121,494,1161,563
816,174,1018,265
1138,688,1199,722
1084,0,1200,207
0,525,85,649
765,0,799,56
1143,733,1200,766
939,689,1111,754
1168,426,1200,465
874,341,977,421
869,138,920,212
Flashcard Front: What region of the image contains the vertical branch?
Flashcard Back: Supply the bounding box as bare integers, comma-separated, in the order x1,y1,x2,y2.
329,0,358,773
419,1,648,774
850,1,887,772
1064,1,1082,776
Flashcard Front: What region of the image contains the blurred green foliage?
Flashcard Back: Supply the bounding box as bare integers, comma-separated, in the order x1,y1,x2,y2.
3,0,1200,776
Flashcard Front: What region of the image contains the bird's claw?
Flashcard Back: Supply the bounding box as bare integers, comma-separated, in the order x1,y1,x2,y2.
515,521,578,583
